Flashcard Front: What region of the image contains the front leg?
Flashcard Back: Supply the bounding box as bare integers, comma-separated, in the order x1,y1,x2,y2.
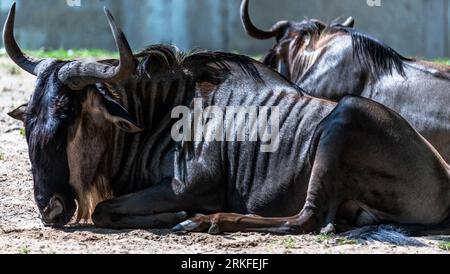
93,211,188,229
172,210,320,235
92,178,222,229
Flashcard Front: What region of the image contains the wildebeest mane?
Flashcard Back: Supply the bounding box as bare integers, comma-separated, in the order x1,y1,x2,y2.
327,27,412,79
134,44,263,84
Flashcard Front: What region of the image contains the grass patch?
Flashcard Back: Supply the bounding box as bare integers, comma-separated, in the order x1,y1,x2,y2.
272,236,297,249
0,48,117,60
250,55,263,61
434,59,450,65
316,233,334,243
316,233,358,246
336,238,359,246
19,128,26,137
280,237,296,249
18,247,30,254
0,152,4,161
438,241,450,252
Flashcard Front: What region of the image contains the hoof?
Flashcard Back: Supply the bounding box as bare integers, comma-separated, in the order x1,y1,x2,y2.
320,223,336,234
172,219,200,232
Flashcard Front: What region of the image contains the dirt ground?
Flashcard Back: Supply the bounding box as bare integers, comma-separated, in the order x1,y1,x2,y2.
0,57,449,254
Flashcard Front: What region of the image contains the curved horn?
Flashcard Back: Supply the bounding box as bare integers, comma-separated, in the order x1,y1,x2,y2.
240,0,288,40
3,2,44,76
58,8,137,90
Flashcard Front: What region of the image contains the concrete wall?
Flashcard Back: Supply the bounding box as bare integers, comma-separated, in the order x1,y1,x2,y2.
0,0,449,58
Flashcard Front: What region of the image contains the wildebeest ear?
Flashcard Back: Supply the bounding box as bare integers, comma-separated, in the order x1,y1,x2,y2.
8,103,28,122
98,95,144,133
342,17,355,28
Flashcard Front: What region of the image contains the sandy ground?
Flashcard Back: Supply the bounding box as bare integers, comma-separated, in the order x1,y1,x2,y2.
0,57,449,254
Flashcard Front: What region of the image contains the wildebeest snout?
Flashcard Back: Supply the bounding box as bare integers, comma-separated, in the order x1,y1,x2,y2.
41,194,72,227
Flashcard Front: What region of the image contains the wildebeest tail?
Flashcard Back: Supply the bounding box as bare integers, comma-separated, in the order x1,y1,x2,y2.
341,218,450,246
341,225,424,246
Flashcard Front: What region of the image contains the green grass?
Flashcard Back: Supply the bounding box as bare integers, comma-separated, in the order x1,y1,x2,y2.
315,233,358,246
316,233,334,243
18,247,30,254
434,59,450,65
272,236,297,249
19,128,26,137
0,152,4,161
0,48,117,60
280,237,296,249
438,241,450,252
336,238,359,246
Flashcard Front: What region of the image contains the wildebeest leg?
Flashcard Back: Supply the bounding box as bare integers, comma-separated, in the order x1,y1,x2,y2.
93,212,188,230
92,175,224,229
172,212,317,234
92,178,199,229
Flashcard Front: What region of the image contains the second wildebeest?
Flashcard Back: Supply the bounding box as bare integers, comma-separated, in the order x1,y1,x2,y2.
241,0,450,162
4,4,450,241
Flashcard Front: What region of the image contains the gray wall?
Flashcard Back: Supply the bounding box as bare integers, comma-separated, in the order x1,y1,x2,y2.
0,0,449,58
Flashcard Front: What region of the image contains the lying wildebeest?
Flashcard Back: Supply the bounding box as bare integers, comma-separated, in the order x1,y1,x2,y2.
4,4,450,241
241,0,450,162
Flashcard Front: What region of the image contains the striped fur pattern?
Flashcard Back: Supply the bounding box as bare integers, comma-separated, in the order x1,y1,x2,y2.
70,45,264,220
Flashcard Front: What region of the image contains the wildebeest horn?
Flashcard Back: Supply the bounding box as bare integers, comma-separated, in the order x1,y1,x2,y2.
57,8,137,90
3,2,45,76
241,0,288,40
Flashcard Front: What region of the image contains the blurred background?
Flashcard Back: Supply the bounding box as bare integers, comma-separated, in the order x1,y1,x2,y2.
0,0,449,59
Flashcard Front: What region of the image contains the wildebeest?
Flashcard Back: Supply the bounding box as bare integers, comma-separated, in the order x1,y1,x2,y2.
4,4,450,240
241,0,450,162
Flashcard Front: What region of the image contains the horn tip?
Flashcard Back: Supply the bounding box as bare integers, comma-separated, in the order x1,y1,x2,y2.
104,7,113,19
9,2,16,14
104,7,119,29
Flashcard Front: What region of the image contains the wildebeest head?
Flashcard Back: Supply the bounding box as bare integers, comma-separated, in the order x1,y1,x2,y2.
241,0,354,79
4,3,141,226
